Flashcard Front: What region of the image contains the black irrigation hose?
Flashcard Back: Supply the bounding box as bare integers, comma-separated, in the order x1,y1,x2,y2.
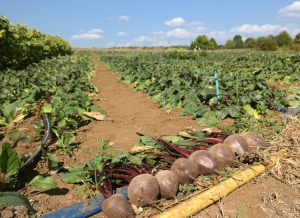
18,114,51,172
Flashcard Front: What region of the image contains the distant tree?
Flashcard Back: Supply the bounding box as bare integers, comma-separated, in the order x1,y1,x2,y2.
209,38,218,49
294,32,300,44
190,35,210,50
275,31,292,47
256,37,277,51
244,37,256,50
232,35,243,48
224,39,235,49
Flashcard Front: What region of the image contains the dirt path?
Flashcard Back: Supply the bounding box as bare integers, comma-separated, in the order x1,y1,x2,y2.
74,53,198,156
7,53,298,217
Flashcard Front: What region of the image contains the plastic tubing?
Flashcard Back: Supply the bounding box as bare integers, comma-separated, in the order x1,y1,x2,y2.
41,186,128,218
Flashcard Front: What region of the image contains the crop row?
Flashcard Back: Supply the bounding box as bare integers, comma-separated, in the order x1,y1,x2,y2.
96,51,299,126
0,51,104,141
0,16,73,70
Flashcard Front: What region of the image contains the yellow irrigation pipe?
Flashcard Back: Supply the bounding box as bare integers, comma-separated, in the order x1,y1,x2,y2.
154,164,267,218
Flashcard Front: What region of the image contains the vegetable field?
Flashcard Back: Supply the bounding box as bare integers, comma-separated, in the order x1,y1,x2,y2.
97,51,300,126
1,40,300,217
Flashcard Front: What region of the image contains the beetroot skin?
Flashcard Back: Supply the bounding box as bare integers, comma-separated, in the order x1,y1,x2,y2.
128,174,160,207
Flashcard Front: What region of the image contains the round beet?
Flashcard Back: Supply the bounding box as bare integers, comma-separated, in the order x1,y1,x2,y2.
155,170,179,199
189,150,219,175
239,132,270,150
223,134,250,155
128,174,159,207
208,143,235,169
102,194,135,218
170,158,198,185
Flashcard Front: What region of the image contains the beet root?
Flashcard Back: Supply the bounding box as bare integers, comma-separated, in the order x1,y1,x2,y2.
208,143,235,169
155,170,179,199
128,174,160,207
170,158,198,185
102,193,135,218
239,132,270,150
223,134,250,155
189,150,219,175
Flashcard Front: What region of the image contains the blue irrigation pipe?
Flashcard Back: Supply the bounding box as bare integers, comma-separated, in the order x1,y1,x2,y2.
41,186,128,218
214,71,220,104
282,106,300,119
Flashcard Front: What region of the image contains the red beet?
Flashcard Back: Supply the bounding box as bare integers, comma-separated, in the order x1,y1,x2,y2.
208,143,235,169
128,174,159,207
223,134,250,155
155,170,179,199
189,150,219,175
170,158,198,185
239,132,270,150
102,194,135,218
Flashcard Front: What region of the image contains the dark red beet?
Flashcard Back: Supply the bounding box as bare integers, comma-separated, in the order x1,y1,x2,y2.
155,170,179,199
170,158,198,185
128,174,159,207
239,132,270,150
223,134,250,155
208,143,235,169
102,194,135,218
189,150,219,175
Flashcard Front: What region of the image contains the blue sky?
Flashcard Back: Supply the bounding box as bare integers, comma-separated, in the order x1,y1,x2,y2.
1,1,300,48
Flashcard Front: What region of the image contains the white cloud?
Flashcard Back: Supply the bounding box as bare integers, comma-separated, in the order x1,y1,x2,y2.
90,29,103,33
119,15,129,21
71,29,103,40
188,21,205,26
278,1,300,19
166,28,196,38
117,32,128,37
165,17,186,26
230,24,281,34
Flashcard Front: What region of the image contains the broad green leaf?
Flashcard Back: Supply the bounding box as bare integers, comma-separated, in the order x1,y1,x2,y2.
33,123,41,134
228,105,240,118
162,136,183,143
111,151,126,164
77,186,86,194
0,191,36,215
61,171,90,184
0,143,20,176
47,153,58,171
9,129,20,141
127,154,143,165
216,108,229,120
41,103,52,114
27,175,57,189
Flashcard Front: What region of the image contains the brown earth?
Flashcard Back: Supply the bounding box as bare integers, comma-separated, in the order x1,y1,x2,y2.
1,53,299,218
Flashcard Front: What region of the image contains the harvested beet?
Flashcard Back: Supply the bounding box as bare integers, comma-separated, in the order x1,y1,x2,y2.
128,174,159,207
155,170,179,199
239,132,270,150
208,143,235,169
189,150,219,175
102,194,135,218
170,158,198,185
223,134,250,155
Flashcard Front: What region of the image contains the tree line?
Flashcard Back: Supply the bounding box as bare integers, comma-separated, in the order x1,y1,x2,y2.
190,31,300,51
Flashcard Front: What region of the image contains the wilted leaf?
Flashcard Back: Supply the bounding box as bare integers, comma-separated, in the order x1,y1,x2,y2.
83,111,106,120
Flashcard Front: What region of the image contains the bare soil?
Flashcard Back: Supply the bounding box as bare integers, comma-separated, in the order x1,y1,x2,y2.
1,53,299,218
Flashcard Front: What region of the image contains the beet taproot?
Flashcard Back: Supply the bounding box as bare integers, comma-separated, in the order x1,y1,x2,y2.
208,143,235,169
155,170,179,199
170,158,198,185
223,134,250,155
189,150,219,175
239,132,270,150
128,174,159,207
102,194,135,218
